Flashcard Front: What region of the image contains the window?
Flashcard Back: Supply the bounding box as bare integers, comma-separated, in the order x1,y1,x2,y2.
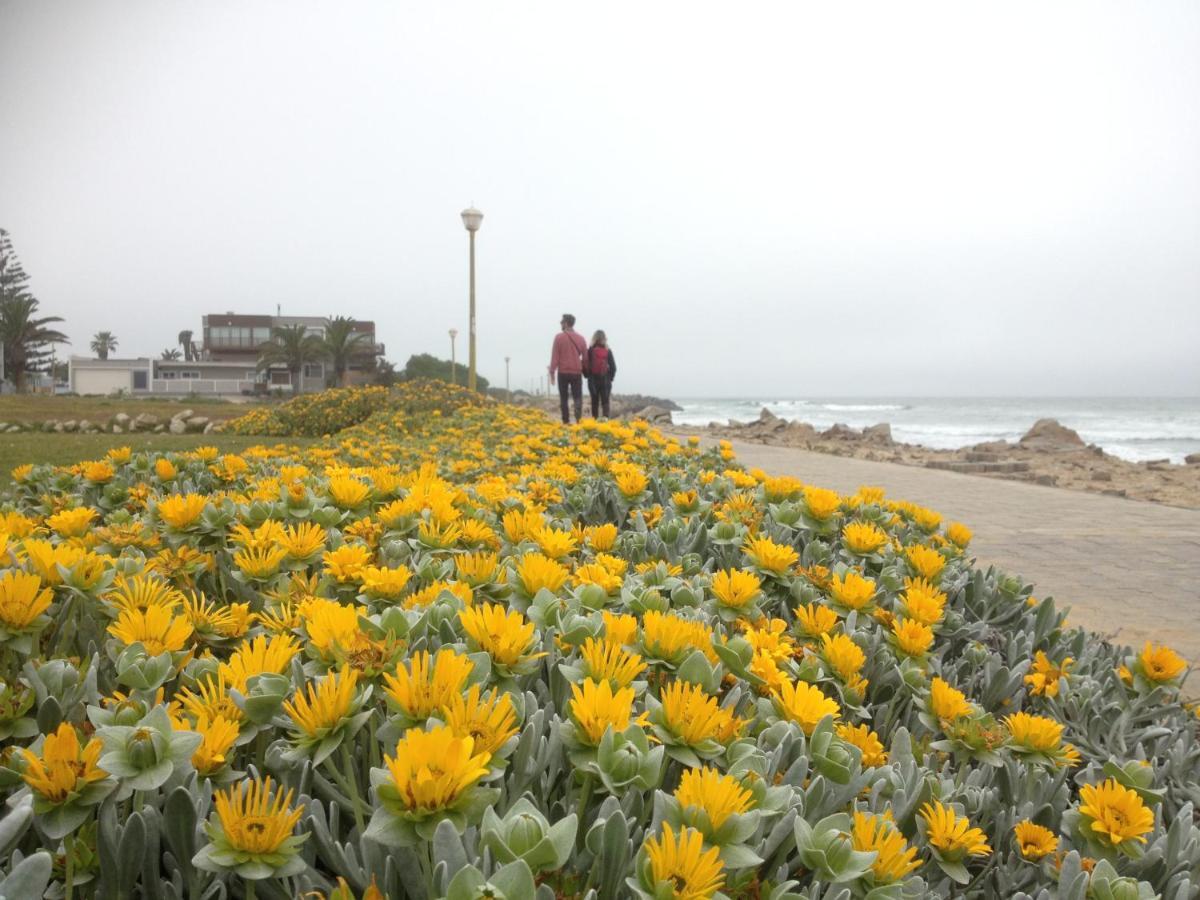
270,370,291,385
161,371,177,380
303,363,324,377
180,371,200,380
133,371,148,390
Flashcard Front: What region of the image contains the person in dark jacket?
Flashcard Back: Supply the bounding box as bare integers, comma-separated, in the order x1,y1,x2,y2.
585,330,617,419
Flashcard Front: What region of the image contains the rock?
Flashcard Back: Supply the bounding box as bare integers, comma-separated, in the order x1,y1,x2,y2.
707,421,723,430
112,412,131,428
1186,453,1200,465
112,425,123,434
862,423,894,446
1090,470,1113,482
62,420,78,433
133,413,160,429
53,423,64,432
970,440,1011,452
1018,418,1085,450
174,408,194,421
6,425,20,433
782,421,817,443
41,420,56,432
168,418,187,435
77,419,91,433
821,423,859,440
185,416,211,432
1033,474,1057,486
727,419,745,428
636,405,673,424
1101,488,1128,498
203,421,217,434
757,407,778,424
154,424,166,433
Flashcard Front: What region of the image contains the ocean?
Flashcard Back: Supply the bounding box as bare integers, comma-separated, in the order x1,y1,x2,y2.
671,397,1200,464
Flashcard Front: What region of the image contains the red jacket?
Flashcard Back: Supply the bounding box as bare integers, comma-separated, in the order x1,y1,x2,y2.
549,330,587,377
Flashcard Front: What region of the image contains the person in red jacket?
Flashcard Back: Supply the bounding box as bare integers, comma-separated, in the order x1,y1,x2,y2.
585,330,617,420
548,313,588,424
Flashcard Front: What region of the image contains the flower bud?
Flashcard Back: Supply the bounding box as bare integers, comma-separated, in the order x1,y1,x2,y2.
126,727,161,768
506,812,548,857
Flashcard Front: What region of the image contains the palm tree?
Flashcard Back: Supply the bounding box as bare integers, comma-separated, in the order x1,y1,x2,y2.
90,331,118,360
161,348,182,360
322,316,369,387
256,324,326,396
178,330,194,361
0,294,68,391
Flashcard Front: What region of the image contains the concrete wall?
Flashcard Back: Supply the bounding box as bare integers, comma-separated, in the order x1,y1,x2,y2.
73,367,133,395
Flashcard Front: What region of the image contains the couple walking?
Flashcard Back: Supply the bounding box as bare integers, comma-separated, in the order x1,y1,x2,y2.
547,313,617,424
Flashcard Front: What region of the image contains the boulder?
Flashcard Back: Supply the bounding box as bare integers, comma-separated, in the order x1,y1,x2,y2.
175,408,194,421
185,416,211,433
1186,453,1200,465
970,440,1011,453
782,421,817,443
62,420,78,433
757,407,778,423
77,419,92,433
133,413,160,430
1018,418,1084,450
111,425,123,434
6,425,20,433
154,424,166,433
53,423,65,433
636,405,673,425
821,423,859,440
168,418,187,435
862,423,894,446
112,412,131,429
726,419,745,428
203,421,218,434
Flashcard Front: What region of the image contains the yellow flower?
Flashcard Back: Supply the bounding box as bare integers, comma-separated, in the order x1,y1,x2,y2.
710,569,761,609
741,618,796,662
743,535,798,574
603,610,639,646
327,476,372,509
108,604,193,654
0,570,53,632
920,801,991,859
584,523,619,550
283,668,358,737
322,544,373,582
359,565,413,601
515,552,569,596
803,486,842,521
383,649,474,719
213,777,304,854
580,637,647,688
47,507,96,538
946,522,973,548
1005,711,1064,752
842,521,887,554
836,723,888,767
901,579,947,626
569,678,637,744
794,602,839,638
220,634,300,691
904,545,946,581
459,602,543,667
441,683,519,757
828,571,876,611
891,618,934,657
659,681,735,746
614,466,649,498
83,460,115,483
1137,642,1186,684
644,823,725,900
154,458,177,481
278,522,327,560
157,494,209,530
234,545,289,580
1013,820,1058,860
532,526,578,560
10,463,33,482
501,508,544,543
852,811,922,883
674,767,753,829
771,679,840,735
820,632,866,682
641,611,717,665
192,714,240,775
382,725,491,812
21,723,108,803
454,552,499,586
574,563,623,595
928,678,972,724
1077,779,1155,848
179,679,243,723
912,507,942,532
1024,651,1072,698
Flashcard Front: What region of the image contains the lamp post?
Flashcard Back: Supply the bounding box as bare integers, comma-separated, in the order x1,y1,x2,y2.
448,328,458,384
504,356,511,400
460,206,483,391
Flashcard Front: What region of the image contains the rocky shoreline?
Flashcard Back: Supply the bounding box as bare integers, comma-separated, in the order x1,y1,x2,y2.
673,409,1200,509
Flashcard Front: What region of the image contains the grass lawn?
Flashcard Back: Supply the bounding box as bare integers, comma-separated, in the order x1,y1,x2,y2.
0,432,316,476
0,394,262,425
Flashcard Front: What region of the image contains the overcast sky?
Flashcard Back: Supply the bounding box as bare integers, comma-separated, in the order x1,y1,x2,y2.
1,1,1197,398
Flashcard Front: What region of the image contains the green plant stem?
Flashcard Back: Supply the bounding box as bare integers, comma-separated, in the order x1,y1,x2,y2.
337,742,366,834
244,881,256,900
575,772,594,849
63,834,74,900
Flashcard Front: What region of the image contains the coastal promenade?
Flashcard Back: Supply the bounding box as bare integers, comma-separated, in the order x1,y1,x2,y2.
686,435,1200,668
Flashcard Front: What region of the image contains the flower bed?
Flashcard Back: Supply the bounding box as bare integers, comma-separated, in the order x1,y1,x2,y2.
0,384,1195,899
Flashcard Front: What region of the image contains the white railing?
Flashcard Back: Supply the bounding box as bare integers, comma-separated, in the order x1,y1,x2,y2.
149,379,258,395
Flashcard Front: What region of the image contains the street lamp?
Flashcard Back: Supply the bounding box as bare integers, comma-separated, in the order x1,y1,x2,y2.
504,356,511,400
448,328,458,384
460,206,483,391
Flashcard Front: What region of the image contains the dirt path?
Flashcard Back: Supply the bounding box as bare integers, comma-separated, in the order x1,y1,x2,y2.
693,435,1200,667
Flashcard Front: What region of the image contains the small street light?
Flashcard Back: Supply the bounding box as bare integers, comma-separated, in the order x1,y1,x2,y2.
460,206,483,391
449,328,459,384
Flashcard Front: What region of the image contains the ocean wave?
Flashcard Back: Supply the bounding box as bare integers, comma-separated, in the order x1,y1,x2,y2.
819,403,908,412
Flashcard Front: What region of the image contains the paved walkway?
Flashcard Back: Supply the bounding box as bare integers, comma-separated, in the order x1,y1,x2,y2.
689,436,1200,668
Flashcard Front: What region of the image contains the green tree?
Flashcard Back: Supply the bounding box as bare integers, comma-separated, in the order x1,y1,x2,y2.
161,347,182,360
0,229,68,391
401,353,489,392
322,316,369,387
90,331,118,360
256,324,326,396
